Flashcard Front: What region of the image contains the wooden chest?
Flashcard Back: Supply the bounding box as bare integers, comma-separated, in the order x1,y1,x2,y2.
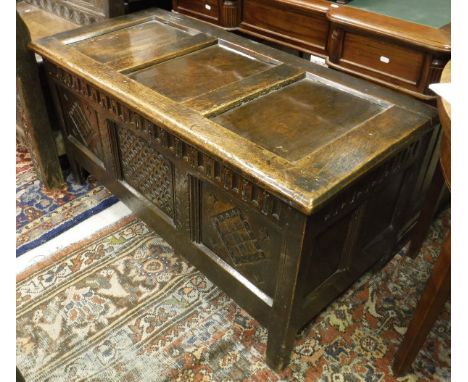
31,9,439,369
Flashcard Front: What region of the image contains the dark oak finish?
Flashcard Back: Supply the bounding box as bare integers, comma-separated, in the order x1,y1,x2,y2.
17,1,78,41
173,0,241,29
32,9,439,369
172,0,450,100
16,367,26,382
16,1,79,169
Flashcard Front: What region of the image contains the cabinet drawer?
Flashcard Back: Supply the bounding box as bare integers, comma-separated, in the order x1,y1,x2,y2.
175,0,219,22
339,31,425,86
240,0,329,56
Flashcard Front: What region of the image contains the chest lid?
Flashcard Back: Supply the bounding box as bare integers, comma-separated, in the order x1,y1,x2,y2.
31,9,437,215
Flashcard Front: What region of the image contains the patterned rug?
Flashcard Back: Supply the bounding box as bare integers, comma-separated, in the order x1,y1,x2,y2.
16,143,118,257
16,210,451,381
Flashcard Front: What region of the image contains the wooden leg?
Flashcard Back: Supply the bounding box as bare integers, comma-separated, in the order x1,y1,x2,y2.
408,163,445,258
17,13,64,189
266,212,308,370
266,324,297,370
16,367,25,382
69,157,86,184
393,231,451,376
298,51,311,60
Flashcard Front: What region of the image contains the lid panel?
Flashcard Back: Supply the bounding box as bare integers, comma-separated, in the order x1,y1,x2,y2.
73,20,194,63
127,45,274,102
212,79,385,161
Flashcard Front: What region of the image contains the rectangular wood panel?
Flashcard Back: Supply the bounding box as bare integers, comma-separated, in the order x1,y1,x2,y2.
213,78,385,161
73,20,196,63
128,44,274,102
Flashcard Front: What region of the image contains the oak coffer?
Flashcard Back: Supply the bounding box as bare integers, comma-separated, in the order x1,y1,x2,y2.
31,9,440,370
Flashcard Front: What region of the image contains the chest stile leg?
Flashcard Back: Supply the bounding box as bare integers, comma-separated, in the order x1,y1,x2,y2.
266,208,310,370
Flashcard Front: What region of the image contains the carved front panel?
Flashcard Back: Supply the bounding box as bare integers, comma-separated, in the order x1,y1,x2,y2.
59,89,105,163
117,126,174,218
200,181,281,297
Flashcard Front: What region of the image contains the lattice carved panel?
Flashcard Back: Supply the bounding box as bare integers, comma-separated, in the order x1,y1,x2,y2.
200,181,281,297
212,208,267,266
118,127,174,218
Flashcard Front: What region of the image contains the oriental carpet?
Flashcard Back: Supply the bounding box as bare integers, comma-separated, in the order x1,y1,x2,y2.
16,210,450,381
16,142,118,257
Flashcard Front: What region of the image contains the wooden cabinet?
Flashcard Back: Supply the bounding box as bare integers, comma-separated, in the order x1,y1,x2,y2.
32,9,439,369
174,0,220,24
172,0,241,28
326,7,450,100
240,0,330,57
172,0,451,100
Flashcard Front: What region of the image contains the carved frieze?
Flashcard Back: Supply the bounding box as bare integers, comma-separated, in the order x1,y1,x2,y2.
320,139,421,224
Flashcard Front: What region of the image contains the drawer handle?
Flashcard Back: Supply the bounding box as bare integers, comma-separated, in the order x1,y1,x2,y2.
380,56,390,64
205,4,212,10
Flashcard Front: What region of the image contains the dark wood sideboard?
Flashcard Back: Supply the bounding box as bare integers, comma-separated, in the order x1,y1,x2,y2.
172,0,451,100
31,9,439,369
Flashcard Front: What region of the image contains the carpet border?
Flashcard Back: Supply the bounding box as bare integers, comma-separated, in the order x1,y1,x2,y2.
16,215,136,283
16,196,119,257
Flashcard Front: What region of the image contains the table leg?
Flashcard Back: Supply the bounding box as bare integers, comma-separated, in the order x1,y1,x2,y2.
16,367,25,382
393,231,450,376
69,156,86,184
266,324,297,370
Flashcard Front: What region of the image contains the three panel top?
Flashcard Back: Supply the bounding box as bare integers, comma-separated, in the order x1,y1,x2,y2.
31,9,437,215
